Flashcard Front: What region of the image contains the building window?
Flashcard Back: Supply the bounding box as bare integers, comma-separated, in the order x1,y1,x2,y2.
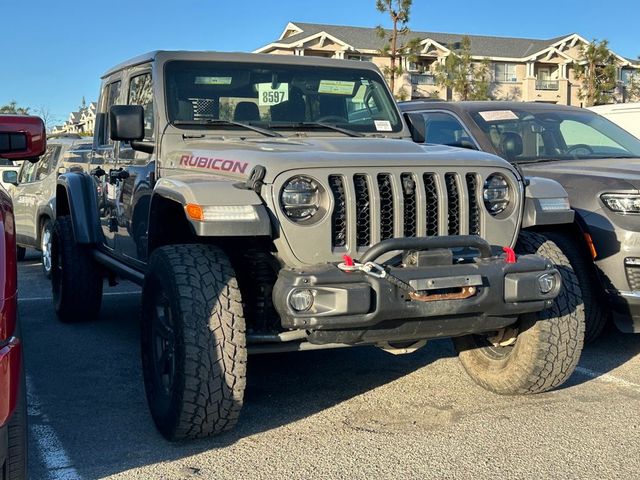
347,55,373,62
411,73,437,85
621,69,640,85
494,63,518,83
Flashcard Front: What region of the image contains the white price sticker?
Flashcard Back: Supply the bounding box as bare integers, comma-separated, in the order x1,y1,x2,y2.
374,120,393,132
478,110,518,122
258,83,289,106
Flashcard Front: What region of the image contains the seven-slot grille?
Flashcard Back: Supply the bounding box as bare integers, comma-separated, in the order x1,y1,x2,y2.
329,172,482,249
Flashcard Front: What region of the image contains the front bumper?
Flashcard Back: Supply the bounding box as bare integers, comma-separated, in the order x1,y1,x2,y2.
273,236,561,345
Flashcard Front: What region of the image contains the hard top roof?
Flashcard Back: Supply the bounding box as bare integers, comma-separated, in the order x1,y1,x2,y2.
398,100,588,115
102,50,381,78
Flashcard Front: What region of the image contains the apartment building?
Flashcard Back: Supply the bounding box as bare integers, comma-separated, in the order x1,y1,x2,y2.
256,22,640,105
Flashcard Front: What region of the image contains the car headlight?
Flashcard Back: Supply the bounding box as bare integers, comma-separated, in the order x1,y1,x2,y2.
281,176,320,221
483,173,511,215
601,194,640,214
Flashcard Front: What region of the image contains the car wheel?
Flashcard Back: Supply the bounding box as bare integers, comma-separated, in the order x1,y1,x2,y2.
453,231,585,395
40,218,53,279
51,216,103,322
541,230,609,343
141,244,247,440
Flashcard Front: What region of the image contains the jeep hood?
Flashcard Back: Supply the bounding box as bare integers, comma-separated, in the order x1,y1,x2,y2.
163,136,513,182
522,157,640,191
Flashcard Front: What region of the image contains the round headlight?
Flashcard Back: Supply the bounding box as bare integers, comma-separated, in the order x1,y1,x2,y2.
281,176,320,221
483,174,510,215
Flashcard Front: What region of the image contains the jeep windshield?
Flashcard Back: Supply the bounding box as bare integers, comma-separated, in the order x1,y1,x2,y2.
165,60,403,135
470,108,640,163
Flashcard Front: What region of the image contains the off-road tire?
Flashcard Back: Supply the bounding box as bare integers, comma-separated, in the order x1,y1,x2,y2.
3,373,27,480
141,244,247,440
453,231,585,395
51,216,103,322
40,218,53,279
15,248,25,262
541,230,608,343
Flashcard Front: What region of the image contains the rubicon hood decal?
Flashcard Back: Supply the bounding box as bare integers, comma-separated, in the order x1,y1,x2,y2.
179,154,249,174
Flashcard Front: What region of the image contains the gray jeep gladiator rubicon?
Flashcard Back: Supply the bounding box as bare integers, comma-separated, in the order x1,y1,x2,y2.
52,51,584,440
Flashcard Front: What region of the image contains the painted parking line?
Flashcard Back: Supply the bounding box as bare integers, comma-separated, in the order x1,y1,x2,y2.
18,291,139,302
575,366,640,393
27,375,83,480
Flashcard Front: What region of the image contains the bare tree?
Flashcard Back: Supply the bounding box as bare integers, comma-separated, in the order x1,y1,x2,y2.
33,105,61,132
375,0,421,99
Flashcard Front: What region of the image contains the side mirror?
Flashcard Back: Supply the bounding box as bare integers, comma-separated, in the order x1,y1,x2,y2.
110,105,144,142
0,115,46,161
2,171,18,186
403,112,426,143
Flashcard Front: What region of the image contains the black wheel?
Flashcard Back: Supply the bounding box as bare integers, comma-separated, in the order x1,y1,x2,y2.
3,374,26,480
40,218,53,278
541,230,609,343
453,231,585,395
51,216,103,322
141,244,247,440
15,248,25,262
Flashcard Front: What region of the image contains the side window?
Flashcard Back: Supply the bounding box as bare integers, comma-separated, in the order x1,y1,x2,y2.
99,80,122,146
422,112,475,148
35,146,60,181
19,161,37,184
128,73,154,139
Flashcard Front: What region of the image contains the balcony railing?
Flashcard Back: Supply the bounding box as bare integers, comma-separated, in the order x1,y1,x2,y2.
536,79,559,91
411,73,437,86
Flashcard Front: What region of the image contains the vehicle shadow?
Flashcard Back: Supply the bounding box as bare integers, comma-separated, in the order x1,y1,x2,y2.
21,292,455,479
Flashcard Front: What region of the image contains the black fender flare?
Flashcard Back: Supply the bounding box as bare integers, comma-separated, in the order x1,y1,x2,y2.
55,172,102,244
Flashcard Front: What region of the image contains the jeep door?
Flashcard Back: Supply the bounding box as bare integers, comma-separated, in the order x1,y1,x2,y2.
14,145,60,246
113,68,155,265
92,78,123,250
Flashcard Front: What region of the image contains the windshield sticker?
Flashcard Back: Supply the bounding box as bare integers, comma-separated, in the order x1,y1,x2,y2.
195,76,233,85
257,83,289,106
179,155,249,174
318,80,356,95
374,120,393,132
479,110,519,122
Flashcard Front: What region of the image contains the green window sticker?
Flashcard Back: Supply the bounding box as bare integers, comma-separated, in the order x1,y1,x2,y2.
195,76,233,85
318,80,356,95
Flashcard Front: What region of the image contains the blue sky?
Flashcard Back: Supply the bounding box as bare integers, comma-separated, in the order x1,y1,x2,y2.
1,0,638,126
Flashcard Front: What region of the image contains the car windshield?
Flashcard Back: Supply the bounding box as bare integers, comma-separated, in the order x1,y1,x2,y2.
164,60,403,135
470,108,640,163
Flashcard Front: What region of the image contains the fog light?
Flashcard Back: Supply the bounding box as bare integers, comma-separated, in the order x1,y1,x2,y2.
289,289,315,312
538,273,556,294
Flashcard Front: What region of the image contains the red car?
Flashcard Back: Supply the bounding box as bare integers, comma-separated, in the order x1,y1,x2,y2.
0,114,46,480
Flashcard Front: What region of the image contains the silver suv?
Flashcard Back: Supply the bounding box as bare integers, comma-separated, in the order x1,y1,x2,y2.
6,135,91,276
52,51,583,440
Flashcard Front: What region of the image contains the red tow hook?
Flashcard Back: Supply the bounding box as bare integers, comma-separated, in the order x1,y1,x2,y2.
503,246,517,264
342,254,355,268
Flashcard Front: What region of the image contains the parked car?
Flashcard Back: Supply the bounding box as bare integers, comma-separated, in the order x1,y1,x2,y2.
399,100,640,341
52,52,582,440
0,113,47,480
589,103,640,139
4,135,91,276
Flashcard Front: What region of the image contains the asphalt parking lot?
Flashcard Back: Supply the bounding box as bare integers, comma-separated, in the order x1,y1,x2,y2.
18,251,640,480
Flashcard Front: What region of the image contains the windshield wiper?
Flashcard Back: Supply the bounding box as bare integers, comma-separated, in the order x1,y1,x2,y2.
513,157,563,165
267,121,364,138
172,119,282,138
